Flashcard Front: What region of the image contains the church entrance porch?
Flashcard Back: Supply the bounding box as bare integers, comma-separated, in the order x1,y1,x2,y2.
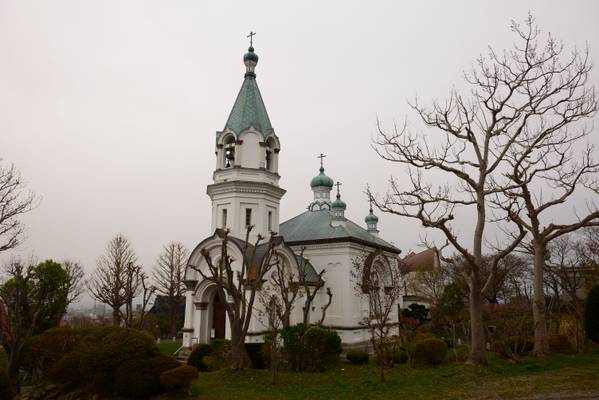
189,280,230,346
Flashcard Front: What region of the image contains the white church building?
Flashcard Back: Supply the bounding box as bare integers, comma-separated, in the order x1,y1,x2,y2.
182,44,433,349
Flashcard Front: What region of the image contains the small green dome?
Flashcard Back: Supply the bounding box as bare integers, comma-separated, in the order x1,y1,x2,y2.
332,194,347,210
365,209,379,223
244,46,259,63
310,167,334,188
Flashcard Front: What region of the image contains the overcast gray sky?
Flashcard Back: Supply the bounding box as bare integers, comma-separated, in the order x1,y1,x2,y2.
1,1,598,305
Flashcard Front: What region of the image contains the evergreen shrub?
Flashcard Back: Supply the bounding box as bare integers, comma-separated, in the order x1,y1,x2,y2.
187,344,212,371
346,350,369,365
114,355,180,398
411,337,447,366
160,365,199,395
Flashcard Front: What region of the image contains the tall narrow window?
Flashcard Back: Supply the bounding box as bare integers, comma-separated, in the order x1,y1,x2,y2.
268,211,273,232
224,136,235,168
245,208,252,227
222,209,227,228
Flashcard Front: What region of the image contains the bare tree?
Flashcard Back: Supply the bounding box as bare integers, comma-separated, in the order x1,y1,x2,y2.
352,250,402,382
189,227,280,370
495,17,599,356
257,291,283,386
153,242,187,337
87,234,137,326
371,17,566,365
0,161,38,253
268,254,300,329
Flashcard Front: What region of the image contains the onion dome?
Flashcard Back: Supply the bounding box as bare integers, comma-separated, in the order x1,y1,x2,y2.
365,208,379,224
331,193,347,210
244,46,259,63
310,167,334,188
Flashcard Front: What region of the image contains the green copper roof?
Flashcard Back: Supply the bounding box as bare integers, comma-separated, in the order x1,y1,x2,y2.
310,167,334,188
365,209,379,223
279,210,399,253
331,194,347,210
224,62,273,136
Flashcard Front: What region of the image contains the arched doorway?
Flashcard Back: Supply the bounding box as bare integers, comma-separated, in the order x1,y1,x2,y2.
211,291,226,340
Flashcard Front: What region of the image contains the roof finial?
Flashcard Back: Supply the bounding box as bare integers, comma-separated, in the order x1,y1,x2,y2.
335,181,342,198
317,153,326,170
369,195,374,212
247,31,256,47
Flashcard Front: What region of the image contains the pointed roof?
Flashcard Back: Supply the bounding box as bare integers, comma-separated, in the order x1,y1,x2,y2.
223,47,273,136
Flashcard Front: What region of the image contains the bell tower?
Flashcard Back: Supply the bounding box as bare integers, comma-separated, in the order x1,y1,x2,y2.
207,40,285,241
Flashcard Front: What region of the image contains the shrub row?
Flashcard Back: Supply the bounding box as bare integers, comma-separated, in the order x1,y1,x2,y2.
281,324,342,372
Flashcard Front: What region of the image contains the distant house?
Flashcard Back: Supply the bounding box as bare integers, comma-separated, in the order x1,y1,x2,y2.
149,296,186,319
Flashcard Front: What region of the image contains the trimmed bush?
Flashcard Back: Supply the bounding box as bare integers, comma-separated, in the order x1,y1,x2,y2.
78,327,158,387
201,355,219,371
114,355,180,398
21,327,92,377
301,325,342,372
246,342,267,369
187,344,212,371
48,349,84,385
281,323,307,371
281,324,341,372
585,285,599,343
548,334,573,354
391,350,408,364
506,336,533,356
411,337,447,366
346,350,369,365
160,365,199,395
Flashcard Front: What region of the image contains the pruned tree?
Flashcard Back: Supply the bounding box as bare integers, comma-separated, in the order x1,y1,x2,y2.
0,160,38,253
352,251,402,382
153,242,188,337
88,234,137,326
268,254,300,329
0,259,81,397
494,16,599,356
257,291,283,386
297,252,333,325
189,227,280,370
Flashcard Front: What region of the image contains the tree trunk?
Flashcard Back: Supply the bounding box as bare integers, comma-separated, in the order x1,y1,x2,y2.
112,307,121,326
7,345,21,398
532,241,549,356
302,304,310,326
230,323,246,370
468,273,486,365
270,334,277,385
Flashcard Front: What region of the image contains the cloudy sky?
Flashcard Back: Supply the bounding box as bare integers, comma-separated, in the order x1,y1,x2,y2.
1,1,598,304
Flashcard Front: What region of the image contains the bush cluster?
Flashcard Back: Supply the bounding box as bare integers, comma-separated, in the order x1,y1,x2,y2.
160,365,199,395
0,366,9,400
346,350,369,365
187,344,212,371
22,326,189,398
281,324,342,371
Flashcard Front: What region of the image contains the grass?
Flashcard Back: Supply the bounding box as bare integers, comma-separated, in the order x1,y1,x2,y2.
189,352,599,400
157,340,181,356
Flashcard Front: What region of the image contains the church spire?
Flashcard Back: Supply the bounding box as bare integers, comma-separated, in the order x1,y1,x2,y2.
331,181,347,220
222,41,273,136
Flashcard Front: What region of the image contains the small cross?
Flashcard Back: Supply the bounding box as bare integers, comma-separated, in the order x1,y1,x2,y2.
317,153,326,168
335,181,342,196
247,31,256,47
369,196,374,211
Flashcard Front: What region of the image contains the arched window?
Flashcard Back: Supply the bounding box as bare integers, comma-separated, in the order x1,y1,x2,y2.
224,136,235,168
265,137,276,172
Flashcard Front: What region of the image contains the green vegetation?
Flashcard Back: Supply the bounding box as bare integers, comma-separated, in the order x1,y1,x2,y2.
191,352,599,400
157,340,182,356
585,285,599,343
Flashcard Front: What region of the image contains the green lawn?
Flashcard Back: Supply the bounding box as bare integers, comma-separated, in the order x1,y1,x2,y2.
190,353,599,400
157,340,182,356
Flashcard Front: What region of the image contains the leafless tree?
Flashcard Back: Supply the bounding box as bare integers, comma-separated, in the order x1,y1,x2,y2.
404,262,452,305
371,17,574,365
189,227,280,370
153,242,188,337
268,254,300,329
0,161,38,253
257,291,283,386
495,17,599,356
352,251,402,382
87,234,137,326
